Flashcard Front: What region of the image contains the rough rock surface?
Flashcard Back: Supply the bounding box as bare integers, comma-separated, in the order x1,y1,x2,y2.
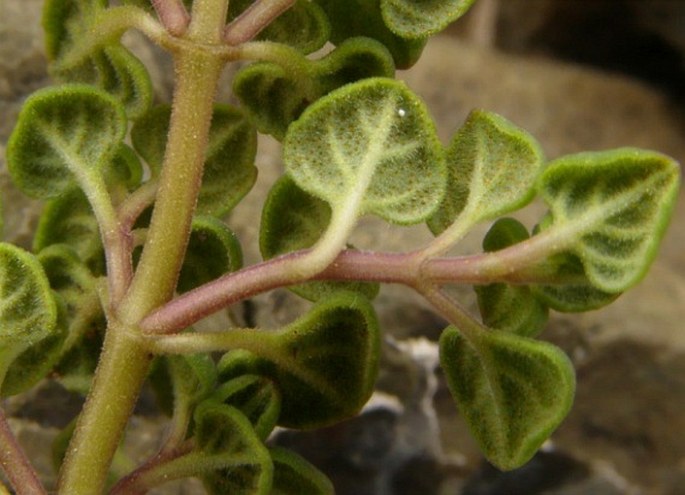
1,1,684,494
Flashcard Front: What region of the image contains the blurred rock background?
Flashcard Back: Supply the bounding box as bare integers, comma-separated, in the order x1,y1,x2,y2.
1,0,684,493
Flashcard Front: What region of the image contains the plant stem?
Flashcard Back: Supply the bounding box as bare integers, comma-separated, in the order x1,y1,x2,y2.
56,328,150,494
224,0,297,45
58,1,230,491
119,51,225,324
139,229,572,335
152,0,190,36
0,409,46,495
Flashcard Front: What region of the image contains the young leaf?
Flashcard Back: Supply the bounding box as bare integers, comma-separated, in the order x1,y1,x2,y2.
381,0,477,39
33,189,105,275
177,216,243,293
210,375,282,440
314,0,427,68
234,37,395,140
43,0,107,61
0,243,59,394
43,0,153,118
429,110,543,236
7,85,127,199
228,0,330,53
131,104,258,216
284,77,446,226
537,148,680,293
218,292,381,429
440,326,575,470
475,219,548,337
270,447,334,495
260,176,379,301
194,403,273,495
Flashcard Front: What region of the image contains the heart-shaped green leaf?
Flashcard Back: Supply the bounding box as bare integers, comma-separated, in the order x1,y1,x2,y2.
537,148,680,293
228,0,330,53
195,403,273,495
440,325,575,470
270,447,334,495
475,219,548,337
381,0,477,39
34,189,105,275
0,243,59,394
260,176,379,301
314,0,427,68
234,37,395,140
210,375,282,440
284,77,446,226
131,104,258,216
429,110,543,236
218,292,380,429
177,216,243,293
7,85,127,199
44,0,153,118
1,294,67,397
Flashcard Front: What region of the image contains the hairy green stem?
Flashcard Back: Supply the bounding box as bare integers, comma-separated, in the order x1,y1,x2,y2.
58,1,230,491
0,408,47,495
119,52,225,323
56,329,151,494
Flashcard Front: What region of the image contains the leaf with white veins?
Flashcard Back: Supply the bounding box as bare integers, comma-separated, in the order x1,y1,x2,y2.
284,77,445,229
537,148,679,293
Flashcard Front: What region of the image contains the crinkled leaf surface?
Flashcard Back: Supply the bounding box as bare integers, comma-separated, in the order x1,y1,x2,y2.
475,219,548,337
177,216,243,293
132,104,257,215
381,0,477,38
34,189,104,275
218,292,380,429
429,110,543,235
0,244,58,346
314,0,427,68
270,447,334,495
210,375,281,440
260,176,379,301
195,403,273,495
43,0,152,118
532,251,619,312
234,37,395,140
2,294,67,397
284,78,445,225
0,243,59,394
537,148,680,293
228,0,330,53
440,326,575,470
7,85,127,199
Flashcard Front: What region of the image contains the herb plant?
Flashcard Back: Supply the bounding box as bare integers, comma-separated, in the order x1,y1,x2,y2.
0,0,679,493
